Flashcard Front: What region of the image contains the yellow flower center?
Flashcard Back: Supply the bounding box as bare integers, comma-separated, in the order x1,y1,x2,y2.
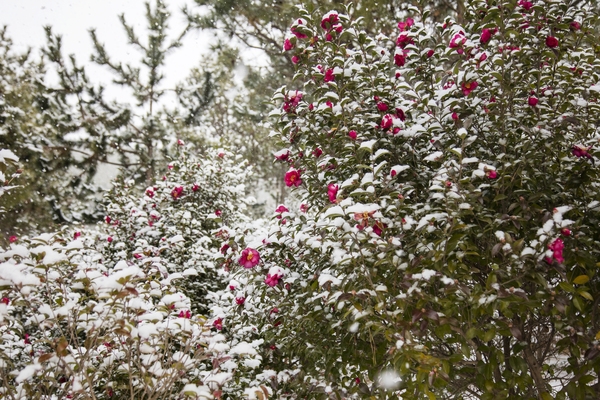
465,82,471,89
247,253,254,261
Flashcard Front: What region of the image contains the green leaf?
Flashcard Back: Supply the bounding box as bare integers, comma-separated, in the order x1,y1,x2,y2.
573,275,589,285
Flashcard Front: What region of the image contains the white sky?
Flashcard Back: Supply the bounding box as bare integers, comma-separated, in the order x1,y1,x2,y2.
0,0,214,105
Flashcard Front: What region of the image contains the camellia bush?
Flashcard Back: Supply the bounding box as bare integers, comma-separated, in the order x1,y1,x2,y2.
0,146,252,399
100,145,251,315
215,0,600,399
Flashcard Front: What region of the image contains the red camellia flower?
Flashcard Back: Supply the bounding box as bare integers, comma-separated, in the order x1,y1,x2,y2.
427,49,434,58
178,310,191,319
480,28,493,44
145,188,155,198
107,236,113,243
284,169,302,187
396,33,412,48
9,235,18,243
238,248,260,269
348,130,357,140
395,108,406,121
486,170,498,179
528,96,538,107
291,55,300,64
321,12,339,30
213,318,223,330
291,24,307,39
572,145,592,159
570,21,581,31
1,297,9,305
324,68,335,82
545,36,559,48
461,81,478,96
518,0,533,10
235,297,245,305
327,183,339,203
312,147,323,158
284,38,294,51
274,149,290,161
220,244,230,254
105,215,111,224
215,210,222,217
73,231,81,241
561,228,572,236
381,114,395,130
394,52,407,67
192,183,200,192
377,102,389,112
452,112,459,120
300,203,308,213
372,222,386,236
171,186,184,200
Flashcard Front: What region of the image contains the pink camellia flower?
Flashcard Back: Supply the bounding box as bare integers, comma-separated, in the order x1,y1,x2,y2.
215,210,222,217
145,188,155,198
486,170,498,179
178,310,191,319
107,236,113,243
547,238,565,263
479,52,488,62
461,81,478,96
449,33,466,53
545,36,559,48
300,203,308,213
235,297,245,305
171,186,184,200
275,205,289,213
105,216,111,224
1,297,9,305
177,139,184,146
570,21,581,31
561,228,572,236
213,318,223,330
324,68,335,82
133,253,142,259
284,38,294,51
397,18,414,32
480,28,493,44
327,183,339,203
518,0,533,10
312,147,323,158
572,145,592,159
427,49,434,58
321,12,339,30
377,102,389,112
348,130,358,140
238,248,260,269
265,273,282,287
9,235,18,243
284,169,302,187
528,96,538,107
381,114,395,130
451,112,459,120
73,232,81,240
291,55,300,64
24,334,31,344
192,183,200,192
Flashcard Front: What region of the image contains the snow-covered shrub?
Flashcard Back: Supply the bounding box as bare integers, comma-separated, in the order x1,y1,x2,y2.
101,147,250,315
218,1,600,398
0,231,218,399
